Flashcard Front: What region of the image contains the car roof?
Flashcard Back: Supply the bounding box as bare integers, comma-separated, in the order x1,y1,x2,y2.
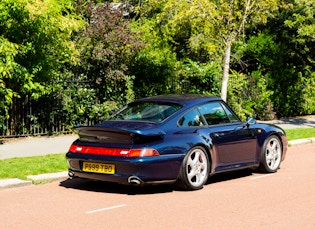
132,94,222,107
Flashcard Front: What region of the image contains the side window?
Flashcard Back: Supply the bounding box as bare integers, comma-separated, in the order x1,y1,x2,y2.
178,109,205,127
221,103,240,123
199,102,230,125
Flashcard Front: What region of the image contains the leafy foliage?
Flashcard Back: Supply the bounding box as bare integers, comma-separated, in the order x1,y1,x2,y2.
0,0,83,134
130,0,224,98
227,69,275,121
1,0,315,136
72,2,142,103
239,0,315,117
178,60,221,95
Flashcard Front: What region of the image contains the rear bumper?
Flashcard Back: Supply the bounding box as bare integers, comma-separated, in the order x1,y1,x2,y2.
66,152,184,185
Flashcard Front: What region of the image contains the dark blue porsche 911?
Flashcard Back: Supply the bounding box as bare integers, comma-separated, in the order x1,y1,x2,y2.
66,94,288,190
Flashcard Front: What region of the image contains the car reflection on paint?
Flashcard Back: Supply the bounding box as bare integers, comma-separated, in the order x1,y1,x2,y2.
66,94,288,190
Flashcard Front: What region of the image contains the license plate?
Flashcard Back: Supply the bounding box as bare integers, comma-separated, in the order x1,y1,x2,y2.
82,162,115,174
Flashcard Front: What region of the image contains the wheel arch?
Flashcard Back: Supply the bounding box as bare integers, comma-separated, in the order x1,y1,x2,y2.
265,131,286,153
258,132,283,173
269,131,287,161
189,142,213,174
174,144,212,190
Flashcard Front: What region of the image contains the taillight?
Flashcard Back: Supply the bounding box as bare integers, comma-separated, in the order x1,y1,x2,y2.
127,149,160,157
68,144,160,157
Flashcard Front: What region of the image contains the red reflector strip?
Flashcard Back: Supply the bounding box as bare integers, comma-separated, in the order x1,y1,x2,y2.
69,144,160,157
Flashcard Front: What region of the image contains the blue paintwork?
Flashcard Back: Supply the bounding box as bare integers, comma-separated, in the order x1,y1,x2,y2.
66,94,288,185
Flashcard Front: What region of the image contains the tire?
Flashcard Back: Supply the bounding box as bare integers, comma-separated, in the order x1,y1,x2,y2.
258,135,282,173
175,146,210,190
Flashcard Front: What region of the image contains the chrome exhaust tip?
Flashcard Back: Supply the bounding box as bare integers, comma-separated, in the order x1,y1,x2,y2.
68,170,75,178
128,176,143,185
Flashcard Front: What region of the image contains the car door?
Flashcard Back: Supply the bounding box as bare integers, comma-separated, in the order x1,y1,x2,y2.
198,102,257,170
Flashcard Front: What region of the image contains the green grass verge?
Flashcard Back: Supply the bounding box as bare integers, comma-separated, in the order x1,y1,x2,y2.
284,128,315,141
0,153,67,180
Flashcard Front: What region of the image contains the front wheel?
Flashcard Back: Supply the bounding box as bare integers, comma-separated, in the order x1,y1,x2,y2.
175,146,210,190
258,135,282,173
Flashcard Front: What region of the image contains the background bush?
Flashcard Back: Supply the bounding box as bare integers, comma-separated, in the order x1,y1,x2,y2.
1,0,315,136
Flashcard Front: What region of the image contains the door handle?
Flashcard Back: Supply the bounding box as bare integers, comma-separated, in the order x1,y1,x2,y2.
214,133,224,138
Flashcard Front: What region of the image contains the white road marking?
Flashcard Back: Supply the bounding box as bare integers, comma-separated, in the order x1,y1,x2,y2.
250,174,274,180
86,204,127,214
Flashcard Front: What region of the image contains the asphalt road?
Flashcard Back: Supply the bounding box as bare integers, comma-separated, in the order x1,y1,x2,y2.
0,135,77,160
0,143,314,229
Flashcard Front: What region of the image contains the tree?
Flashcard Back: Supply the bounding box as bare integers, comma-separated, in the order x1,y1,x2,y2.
140,0,278,101
0,0,83,133
131,0,222,97
238,0,315,117
284,0,315,41
72,2,143,106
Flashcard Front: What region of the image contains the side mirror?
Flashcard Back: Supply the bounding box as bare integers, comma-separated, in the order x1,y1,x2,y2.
245,117,257,127
235,117,257,131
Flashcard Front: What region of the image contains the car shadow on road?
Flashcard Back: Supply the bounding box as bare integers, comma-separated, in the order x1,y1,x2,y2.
59,178,175,195
206,169,253,185
59,169,254,195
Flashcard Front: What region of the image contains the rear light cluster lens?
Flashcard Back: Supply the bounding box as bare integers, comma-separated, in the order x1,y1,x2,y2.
68,144,160,157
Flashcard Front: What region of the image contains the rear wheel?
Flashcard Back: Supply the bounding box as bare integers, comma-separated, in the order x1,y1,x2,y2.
175,146,210,190
258,135,282,173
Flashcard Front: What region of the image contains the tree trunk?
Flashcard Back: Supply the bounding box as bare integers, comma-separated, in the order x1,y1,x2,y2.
221,42,231,102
